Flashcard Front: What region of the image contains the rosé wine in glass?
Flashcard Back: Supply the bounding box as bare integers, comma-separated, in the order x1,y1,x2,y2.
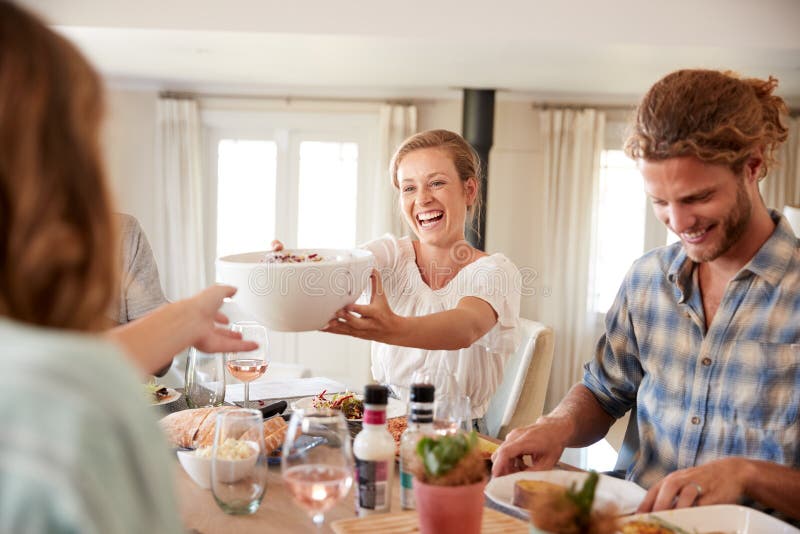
225,322,269,409
226,359,268,382
282,410,353,528
283,464,353,515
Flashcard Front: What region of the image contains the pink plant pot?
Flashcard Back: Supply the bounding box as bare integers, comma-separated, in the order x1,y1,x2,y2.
413,478,487,534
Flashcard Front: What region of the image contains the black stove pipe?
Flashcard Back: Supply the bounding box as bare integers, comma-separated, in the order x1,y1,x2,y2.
462,89,495,251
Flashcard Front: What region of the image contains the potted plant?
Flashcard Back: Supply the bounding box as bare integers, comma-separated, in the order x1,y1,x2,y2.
409,431,487,534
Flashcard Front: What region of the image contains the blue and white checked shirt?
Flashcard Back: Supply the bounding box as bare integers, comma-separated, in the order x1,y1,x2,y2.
584,210,800,490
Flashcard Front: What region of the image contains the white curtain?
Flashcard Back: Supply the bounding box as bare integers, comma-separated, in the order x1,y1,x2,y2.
369,104,417,238
155,97,207,301
762,115,800,211
536,109,606,411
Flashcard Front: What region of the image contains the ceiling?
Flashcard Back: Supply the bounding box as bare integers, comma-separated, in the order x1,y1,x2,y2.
20,0,800,105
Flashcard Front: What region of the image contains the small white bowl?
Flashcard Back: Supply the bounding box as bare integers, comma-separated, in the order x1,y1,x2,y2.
177,450,212,489
176,445,260,490
216,248,374,332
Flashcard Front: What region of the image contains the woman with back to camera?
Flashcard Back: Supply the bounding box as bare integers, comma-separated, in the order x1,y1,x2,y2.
0,3,255,531
278,130,521,420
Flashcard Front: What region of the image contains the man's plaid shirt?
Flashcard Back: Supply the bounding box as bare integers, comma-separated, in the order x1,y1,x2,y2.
584,210,800,489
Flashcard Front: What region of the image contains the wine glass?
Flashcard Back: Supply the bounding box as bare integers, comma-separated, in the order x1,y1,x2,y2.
282,409,354,528
210,408,268,515
185,347,226,408
225,321,269,409
427,368,472,433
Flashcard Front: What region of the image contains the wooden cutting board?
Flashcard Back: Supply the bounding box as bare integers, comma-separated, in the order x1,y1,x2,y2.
330,508,528,533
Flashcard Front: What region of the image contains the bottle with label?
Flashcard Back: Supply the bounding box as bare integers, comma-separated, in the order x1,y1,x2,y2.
353,384,395,516
399,382,435,510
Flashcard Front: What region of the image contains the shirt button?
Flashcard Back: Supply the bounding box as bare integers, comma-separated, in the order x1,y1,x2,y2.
702,357,712,366
691,416,700,425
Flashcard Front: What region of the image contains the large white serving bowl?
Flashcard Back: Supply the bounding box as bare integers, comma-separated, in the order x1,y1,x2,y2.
216,248,375,332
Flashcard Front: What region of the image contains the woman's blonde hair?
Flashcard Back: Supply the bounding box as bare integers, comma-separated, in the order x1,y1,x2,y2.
390,129,483,234
624,69,789,178
0,2,117,332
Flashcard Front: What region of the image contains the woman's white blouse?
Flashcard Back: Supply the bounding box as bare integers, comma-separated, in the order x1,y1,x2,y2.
362,234,521,418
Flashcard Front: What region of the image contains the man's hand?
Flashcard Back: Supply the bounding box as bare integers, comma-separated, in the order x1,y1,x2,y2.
323,270,401,343
491,418,570,477
638,457,753,512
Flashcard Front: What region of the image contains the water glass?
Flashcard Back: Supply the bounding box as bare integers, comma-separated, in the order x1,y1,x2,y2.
210,409,268,515
282,409,353,528
185,348,226,408
416,368,471,433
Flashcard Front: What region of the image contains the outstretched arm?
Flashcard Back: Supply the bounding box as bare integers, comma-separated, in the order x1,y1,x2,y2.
639,458,800,519
323,270,498,350
107,285,257,375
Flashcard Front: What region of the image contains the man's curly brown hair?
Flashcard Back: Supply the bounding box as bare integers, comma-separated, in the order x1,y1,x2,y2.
624,69,789,179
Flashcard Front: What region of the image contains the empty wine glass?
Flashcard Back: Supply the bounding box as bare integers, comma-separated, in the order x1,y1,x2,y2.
282,409,354,528
225,321,269,409
185,348,226,408
428,368,472,433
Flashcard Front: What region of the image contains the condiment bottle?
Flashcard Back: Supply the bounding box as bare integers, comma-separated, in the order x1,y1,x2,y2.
399,382,435,510
353,384,395,516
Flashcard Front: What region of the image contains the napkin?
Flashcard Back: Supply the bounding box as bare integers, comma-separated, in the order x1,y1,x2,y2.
225,377,348,402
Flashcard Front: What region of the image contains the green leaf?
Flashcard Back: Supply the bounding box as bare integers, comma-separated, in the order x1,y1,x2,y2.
415,431,477,478
565,471,599,528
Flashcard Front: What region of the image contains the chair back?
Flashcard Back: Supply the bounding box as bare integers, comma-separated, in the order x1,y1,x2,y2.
484,318,555,439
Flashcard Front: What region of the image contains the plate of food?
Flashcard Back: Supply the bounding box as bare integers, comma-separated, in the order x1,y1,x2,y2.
291,390,406,421
620,504,800,534
484,470,646,517
146,382,181,406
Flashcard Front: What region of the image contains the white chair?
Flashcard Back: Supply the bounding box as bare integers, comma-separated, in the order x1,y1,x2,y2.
484,318,555,439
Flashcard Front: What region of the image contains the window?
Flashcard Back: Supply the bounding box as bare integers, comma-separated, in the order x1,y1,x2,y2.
200,103,379,388
297,141,359,249
591,150,647,314
590,148,673,315
216,140,277,258
201,106,379,280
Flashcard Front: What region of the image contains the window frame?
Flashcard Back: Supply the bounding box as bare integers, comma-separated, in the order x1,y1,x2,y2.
200,106,380,282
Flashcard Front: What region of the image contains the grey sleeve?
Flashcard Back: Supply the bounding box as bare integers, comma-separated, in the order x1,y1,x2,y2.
118,215,168,323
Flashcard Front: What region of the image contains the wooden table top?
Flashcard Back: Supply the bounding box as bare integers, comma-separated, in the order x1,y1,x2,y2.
175,430,583,533
176,460,401,534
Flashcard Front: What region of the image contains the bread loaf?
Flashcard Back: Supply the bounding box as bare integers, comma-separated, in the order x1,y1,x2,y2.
512,479,566,509
159,407,287,453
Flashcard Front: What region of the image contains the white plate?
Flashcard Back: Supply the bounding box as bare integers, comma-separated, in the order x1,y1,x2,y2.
484,470,646,516
152,387,181,406
622,504,800,533
291,395,406,421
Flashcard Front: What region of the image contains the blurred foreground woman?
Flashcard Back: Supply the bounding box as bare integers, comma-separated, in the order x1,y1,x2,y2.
0,3,252,532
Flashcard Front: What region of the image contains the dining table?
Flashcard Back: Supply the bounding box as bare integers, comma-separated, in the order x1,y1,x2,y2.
163,385,575,533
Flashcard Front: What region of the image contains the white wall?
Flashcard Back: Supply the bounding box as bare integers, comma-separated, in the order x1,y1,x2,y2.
101,88,163,269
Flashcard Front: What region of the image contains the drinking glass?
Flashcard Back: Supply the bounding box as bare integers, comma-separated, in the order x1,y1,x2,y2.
210,409,268,515
423,368,472,433
185,348,226,408
282,409,354,528
225,321,269,409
